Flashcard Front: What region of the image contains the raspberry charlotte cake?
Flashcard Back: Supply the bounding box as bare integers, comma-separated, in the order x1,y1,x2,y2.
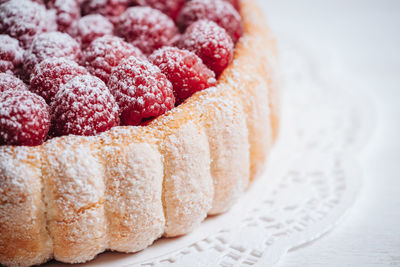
0,0,279,266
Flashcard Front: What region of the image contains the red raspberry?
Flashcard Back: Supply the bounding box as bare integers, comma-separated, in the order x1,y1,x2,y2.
0,73,28,93
22,32,81,82
108,56,175,125
224,0,239,11
0,0,45,4
82,35,145,84
149,47,216,105
177,0,243,43
115,6,178,55
46,0,81,34
30,58,88,104
131,0,185,21
50,74,120,137
82,0,129,22
0,90,50,146
0,0,56,48
74,14,114,49
0,34,24,74
178,20,234,76
170,33,182,47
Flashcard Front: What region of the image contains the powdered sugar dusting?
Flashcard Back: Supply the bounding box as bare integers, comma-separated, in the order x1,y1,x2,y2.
162,121,213,236
224,0,239,10
82,35,144,84
0,34,24,74
47,0,80,34
177,0,243,43
0,90,50,146
29,58,88,104
195,90,250,214
102,141,164,252
115,6,178,55
0,0,56,48
0,146,52,266
22,32,81,81
50,74,119,137
179,20,234,76
74,14,114,48
149,46,216,105
0,73,27,93
82,0,129,22
107,56,174,125
132,0,185,20
43,137,107,261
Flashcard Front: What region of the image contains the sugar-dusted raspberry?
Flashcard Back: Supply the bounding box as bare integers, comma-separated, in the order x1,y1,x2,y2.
22,32,81,82
74,14,114,49
177,0,243,43
46,0,81,34
82,35,145,84
82,0,129,22
149,46,216,105
131,0,185,21
0,90,50,146
224,0,239,10
50,74,119,137
170,33,182,47
0,34,24,74
0,73,28,93
178,20,234,76
7,0,45,3
0,0,56,48
115,6,178,55
30,58,88,104
108,56,175,125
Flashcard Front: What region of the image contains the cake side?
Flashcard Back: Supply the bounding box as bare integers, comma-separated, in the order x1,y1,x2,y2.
0,0,279,265
220,0,279,180
0,146,52,267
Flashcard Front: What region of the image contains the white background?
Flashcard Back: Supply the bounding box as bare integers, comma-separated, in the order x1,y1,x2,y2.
257,0,400,266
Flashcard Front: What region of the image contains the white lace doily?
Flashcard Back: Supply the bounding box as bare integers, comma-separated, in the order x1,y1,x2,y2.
49,40,373,267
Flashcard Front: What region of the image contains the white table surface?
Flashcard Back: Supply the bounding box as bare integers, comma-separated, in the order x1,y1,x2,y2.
257,0,400,266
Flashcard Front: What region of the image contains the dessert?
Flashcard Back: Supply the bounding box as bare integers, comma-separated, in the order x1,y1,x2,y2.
0,0,279,266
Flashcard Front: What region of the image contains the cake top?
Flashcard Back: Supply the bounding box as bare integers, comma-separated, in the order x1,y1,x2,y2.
0,0,243,146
